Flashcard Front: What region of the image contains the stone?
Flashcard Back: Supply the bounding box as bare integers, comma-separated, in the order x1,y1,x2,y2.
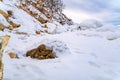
26,44,56,60
0,35,10,80
8,21,20,28
38,17,47,24
0,23,5,31
35,31,41,34
7,10,13,17
8,52,18,59
0,10,8,19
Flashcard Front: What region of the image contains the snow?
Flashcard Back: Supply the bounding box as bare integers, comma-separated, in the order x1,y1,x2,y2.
0,0,120,80
80,19,103,30
0,14,10,27
2,27,120,80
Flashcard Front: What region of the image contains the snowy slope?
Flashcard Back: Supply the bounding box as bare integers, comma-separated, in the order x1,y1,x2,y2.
0,0,120,80
2,27,120,80
0,0,74,34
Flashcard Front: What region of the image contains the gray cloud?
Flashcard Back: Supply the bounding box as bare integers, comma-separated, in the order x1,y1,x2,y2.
63,0,120,25
64,0,110,13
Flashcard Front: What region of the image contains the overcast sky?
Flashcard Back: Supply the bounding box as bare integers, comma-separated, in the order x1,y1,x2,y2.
63,0,120,25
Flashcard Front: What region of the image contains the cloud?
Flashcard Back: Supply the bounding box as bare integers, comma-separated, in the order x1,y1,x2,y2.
63,9,101,23
63,0,120,25
63,0,110,13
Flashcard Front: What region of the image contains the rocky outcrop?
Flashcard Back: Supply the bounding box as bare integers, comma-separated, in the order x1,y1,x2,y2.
0,0,73,34
26,44,56,60
0,9,20,31
0,35,10,80
17,0,73,25
0,10,9,19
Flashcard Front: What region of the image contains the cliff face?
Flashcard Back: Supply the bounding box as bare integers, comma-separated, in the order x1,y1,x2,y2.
0,0,73,34
17,0,72,25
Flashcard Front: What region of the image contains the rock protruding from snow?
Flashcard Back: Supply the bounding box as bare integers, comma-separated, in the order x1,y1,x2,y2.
26,44,56,60
0,35,10,80
0,0,73,34
17,0,73,25
25,38,70,60
40,39,70,57
8,52,19,59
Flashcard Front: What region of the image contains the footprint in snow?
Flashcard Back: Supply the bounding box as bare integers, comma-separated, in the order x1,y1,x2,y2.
90,53,98,58
88,61,101,68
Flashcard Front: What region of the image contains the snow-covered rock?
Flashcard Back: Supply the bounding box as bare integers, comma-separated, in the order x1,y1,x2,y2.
97,24,120,32
0,14,10,27
0,0,73,34
40,39,70,57
80,19,103,30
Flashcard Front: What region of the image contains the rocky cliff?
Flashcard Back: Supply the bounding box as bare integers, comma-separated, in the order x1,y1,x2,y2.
0,0,73,34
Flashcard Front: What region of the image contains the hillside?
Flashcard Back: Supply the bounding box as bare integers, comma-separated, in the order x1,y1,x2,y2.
0,0,120,80
0,0,73,34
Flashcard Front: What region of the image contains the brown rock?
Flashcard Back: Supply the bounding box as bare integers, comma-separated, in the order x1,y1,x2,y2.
9,21,20,28
0,35,10,80
0,9,9,19
49,15,53,22
26,48,37,57
8,52,18,59
35,31,41,34
7,10,13,17
38,7,44,13
42,24,48,28
0,23,5,31
8,26,13,30
38,17,47,24
38,44,46,51
26,44,56,60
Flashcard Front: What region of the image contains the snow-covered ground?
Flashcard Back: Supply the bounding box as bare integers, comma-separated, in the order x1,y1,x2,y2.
0,0,120,80
1,26,120,80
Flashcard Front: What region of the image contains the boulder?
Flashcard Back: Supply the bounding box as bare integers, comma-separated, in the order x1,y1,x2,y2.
8,52,19,59
26,44,56,60
80,19,103,30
